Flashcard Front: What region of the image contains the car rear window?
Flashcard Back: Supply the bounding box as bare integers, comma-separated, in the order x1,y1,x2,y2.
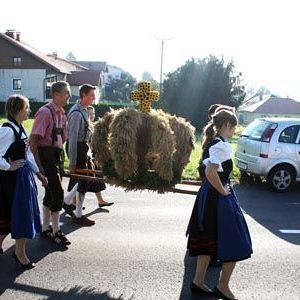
241,119,276,141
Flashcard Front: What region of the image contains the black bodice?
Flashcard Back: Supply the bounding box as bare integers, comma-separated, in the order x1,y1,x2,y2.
2,123,27,162
200,137,232,183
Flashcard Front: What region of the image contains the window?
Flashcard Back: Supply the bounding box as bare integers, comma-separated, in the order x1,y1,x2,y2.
278,125,300,144
13,79,22,90
242,119,276,141
13,57,22,67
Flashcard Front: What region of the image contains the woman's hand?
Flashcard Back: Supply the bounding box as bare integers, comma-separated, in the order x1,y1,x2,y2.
36,172,48,187
8,159,25,171
221,184,231,196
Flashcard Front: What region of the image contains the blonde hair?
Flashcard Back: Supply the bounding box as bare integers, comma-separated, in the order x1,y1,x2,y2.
202,109,238,149
6,94,29,118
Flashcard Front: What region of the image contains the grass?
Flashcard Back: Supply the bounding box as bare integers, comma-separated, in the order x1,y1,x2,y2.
182,125,245,180
0,117,245,180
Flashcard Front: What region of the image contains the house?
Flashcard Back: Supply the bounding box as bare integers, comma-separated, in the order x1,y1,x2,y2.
0,30,82,101
76,61,109,98
67,70,102,103
0,30,104,102
238,96,300,124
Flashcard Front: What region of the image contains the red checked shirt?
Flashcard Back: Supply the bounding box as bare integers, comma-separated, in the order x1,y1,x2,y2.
31,101,67,149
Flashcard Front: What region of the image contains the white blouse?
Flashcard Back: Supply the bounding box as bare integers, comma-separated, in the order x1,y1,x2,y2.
0,121,39,172
202,138,232,172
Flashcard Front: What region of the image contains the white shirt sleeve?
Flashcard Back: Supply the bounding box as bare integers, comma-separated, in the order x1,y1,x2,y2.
202,140,232,172
27,148,39,173
0,127,14,170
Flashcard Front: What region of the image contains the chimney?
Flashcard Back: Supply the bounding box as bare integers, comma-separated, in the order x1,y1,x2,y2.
52,52,58,59
16,32,21,41
5,29,16,39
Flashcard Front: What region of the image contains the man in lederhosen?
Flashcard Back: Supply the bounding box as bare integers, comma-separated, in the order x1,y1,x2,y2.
64,84,104,226
30,81,71,247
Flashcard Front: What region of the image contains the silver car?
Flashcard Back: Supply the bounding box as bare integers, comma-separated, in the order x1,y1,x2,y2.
235,118,300,192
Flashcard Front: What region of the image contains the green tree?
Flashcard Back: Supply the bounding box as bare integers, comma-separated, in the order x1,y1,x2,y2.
105,72,137,102
161,55,246,130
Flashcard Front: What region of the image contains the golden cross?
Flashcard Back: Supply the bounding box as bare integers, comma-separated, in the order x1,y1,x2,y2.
130,81,160,113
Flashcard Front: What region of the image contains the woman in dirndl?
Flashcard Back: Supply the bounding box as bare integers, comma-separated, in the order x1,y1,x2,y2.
186,109,252,300
0,95,47,269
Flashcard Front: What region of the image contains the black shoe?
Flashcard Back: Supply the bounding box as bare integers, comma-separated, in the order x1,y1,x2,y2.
52,230,71,246
214,287,237,300
40,227,53,239
0,248,3,255
98,202,114,208
69,204,85,210
190,282,213,295
63,203,76,217
12,252,35,269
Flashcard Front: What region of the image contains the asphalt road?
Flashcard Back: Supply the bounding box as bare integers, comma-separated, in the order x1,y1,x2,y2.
0,179,299,300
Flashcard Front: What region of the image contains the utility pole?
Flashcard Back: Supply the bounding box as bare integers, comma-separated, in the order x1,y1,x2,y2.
157,37,171,101
159,39,164,97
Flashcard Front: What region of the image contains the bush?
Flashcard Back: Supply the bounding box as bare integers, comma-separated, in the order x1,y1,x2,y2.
0,101,136,119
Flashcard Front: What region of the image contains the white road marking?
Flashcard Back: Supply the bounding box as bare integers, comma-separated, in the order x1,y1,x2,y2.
279,229,300,234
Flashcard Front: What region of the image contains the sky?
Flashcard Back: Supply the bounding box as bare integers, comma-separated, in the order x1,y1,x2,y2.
1,0,300,99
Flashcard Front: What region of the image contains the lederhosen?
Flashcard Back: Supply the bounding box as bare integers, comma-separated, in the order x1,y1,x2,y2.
38,105,65,212
67,109,105,194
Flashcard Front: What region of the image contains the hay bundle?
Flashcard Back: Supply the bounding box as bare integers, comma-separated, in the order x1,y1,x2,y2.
92,108,195,191
109,108,143,179
91,112,113,166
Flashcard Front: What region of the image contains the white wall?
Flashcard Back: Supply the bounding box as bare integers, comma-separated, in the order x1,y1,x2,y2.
0,69,46,101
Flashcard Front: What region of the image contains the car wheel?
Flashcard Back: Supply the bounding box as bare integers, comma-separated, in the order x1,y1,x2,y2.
267,165,295,192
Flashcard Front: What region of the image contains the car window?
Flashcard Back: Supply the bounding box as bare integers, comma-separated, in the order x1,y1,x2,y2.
278,125,300,144
242,119,273,141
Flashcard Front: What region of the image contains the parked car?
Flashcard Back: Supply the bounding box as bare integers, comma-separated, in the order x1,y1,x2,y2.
235,118,300,192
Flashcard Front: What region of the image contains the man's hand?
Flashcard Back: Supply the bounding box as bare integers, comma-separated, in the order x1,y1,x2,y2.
36,172,48,187
8,159,25,171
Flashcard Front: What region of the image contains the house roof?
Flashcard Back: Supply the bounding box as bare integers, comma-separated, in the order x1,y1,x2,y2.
76,61,108,72
239,97,300,114
0,32,76,74
47,55,88,72
67,70,102,86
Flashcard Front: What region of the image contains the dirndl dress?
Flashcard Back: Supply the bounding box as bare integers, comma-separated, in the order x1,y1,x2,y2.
186,137,252,262
0,122,41,239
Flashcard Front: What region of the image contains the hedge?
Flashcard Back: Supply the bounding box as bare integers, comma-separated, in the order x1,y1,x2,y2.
0,101,136,119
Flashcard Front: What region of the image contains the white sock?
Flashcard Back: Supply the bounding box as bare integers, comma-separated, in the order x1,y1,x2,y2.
75,192,85,218
42,205,51,231
51,212,60,234
64,183,78,205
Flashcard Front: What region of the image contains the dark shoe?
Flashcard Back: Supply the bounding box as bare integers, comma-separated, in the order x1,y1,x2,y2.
12,252,35,269
63,203,76,217
98,202,114,208
72,216,95,226
214,287,237,300
0,248,3,255
52,230,71,246
40,227,53,239
70,204,85,210
190,282,213,295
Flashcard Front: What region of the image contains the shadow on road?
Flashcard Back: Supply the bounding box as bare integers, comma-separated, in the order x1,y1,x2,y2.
234,182,300,245
179,252,220,300
1,283,126,299
0,207,111,297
